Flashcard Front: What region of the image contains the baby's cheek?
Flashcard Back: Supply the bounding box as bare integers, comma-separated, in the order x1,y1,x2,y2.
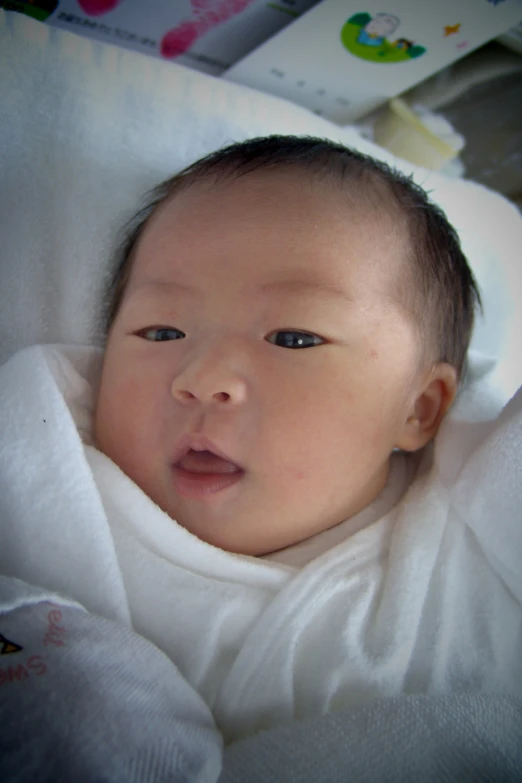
94,377,137,458
284,465,308,483
277,446,331,490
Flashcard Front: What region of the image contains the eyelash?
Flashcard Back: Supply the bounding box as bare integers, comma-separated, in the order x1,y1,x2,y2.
136,327,325,349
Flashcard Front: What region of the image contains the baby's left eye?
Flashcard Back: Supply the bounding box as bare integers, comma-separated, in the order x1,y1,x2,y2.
138,327,185,342
267,331,325,349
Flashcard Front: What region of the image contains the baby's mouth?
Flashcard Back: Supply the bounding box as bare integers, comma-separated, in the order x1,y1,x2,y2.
177,449,242,475
172,449,245,500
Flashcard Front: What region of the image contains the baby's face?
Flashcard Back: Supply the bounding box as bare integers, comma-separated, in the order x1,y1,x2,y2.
94,169,424,556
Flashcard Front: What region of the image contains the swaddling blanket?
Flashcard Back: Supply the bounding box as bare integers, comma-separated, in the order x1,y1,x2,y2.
1,343,521,743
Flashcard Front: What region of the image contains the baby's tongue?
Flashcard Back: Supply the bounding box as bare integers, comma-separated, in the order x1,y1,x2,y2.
178,450,240,474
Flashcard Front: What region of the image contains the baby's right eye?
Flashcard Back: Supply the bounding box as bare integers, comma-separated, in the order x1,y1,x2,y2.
137,327,185,342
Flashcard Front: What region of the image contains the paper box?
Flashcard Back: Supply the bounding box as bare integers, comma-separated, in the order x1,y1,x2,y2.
224,0,522,122
1,0,320,76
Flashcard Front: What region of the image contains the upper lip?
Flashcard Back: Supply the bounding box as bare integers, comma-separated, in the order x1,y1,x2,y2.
172,434,244,471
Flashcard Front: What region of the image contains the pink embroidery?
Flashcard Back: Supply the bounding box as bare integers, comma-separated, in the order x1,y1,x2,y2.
0,656,46,686
43,606,67,649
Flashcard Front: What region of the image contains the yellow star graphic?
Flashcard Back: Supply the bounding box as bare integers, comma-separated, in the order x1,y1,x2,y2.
444,23,461,36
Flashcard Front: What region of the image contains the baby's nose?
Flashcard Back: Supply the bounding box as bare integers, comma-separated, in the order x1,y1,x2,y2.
173,388,232,403
171,363,247,406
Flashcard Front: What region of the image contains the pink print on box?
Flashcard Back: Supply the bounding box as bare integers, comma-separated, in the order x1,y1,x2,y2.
77,0,121,14
161,0,256,59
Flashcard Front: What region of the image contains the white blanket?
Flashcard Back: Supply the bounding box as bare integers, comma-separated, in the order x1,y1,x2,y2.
3,11,522,776
2,583,521,782
1,343,521,744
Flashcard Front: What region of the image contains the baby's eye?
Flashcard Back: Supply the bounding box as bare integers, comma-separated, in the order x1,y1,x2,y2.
267,331,324,349
138,327,185,342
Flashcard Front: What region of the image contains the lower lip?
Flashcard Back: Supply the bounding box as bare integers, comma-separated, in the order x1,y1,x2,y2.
172,466,245,500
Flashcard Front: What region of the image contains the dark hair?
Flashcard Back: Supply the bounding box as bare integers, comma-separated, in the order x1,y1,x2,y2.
102,134,482,379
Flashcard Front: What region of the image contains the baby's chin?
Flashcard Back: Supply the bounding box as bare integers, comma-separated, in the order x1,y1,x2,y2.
167,500,326,558
91,423,395,557
165,501,267,556
157,459,394,556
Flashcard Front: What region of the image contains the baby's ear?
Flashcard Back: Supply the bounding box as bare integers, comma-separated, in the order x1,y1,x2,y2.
395,363,458,452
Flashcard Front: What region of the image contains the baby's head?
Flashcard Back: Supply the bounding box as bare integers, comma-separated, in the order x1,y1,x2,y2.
94,135,482,556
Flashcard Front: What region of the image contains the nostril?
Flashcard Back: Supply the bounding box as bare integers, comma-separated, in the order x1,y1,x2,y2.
176,390,195,401
174,391,230,402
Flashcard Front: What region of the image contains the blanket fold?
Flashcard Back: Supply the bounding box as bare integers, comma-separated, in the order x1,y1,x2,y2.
0,345,130,623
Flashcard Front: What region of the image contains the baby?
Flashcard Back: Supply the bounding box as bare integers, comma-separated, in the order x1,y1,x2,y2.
2,136,521,778
94,134,480,558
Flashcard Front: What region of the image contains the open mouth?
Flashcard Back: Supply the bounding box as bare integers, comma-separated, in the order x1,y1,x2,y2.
172,449,245,499
176,449,241,474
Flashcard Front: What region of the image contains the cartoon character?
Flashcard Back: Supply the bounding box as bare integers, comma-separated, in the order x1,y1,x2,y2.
341,11,426,63
393,38,414,51
357,13,399,46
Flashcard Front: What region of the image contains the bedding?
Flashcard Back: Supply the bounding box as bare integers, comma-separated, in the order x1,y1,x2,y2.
1,10,522,782
2,582,520,782
1,342,521,738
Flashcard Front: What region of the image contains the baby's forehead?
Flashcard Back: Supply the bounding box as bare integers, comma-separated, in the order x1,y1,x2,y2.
129,183,409,317
146,166,406,242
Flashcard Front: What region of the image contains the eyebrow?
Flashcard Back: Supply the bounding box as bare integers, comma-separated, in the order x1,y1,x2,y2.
260,278,352,302
129,278,353,303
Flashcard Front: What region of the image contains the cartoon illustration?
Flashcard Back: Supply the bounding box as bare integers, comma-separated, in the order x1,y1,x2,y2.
0,0,59,21
393,38,414,51
357,13,399,46
341,11,426,64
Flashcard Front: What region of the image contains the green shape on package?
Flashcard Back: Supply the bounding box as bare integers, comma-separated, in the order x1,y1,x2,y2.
0,0,59,22
340,20,426,64
347,12,372,27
